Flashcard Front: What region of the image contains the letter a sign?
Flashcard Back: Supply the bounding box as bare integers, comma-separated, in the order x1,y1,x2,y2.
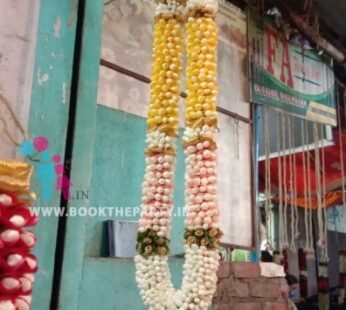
248,10,336,126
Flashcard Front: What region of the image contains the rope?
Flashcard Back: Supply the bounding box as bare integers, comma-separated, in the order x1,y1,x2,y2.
282,112,289,249
263,107,271,244
313,122,324,250
320,124,329,261
292,117,299,240
301,119,309,250
276,111,284,251
305,120,314,257
288,115,296,251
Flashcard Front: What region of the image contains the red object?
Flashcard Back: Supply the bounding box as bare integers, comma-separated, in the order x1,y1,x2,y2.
298,248,307,269
318,278,330,293
0,192,37,309
259,129,346,201
298,248,308,298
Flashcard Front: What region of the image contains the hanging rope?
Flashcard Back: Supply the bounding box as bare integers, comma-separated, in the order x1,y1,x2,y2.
313,122,325,250
277,111,284,252
282,112,289,249
292,117,299,241
320,124,329,262
301,119,309,251
305,120,315,259
0,91,27,146
263,107,271,245
288,115,296,251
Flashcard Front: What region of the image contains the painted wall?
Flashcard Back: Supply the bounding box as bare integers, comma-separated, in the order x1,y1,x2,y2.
0,0,40,158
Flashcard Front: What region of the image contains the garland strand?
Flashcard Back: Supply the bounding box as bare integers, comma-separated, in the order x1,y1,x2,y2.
135,1,222,309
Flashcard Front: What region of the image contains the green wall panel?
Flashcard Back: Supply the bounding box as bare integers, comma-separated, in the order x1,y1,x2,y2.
79,258,183,310
85,106,185,258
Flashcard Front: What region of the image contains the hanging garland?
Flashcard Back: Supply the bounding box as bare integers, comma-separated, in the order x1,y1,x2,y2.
339,251,346,305
0,93,38,310
135,0,222,309
318,261,330,309
0,160,38,310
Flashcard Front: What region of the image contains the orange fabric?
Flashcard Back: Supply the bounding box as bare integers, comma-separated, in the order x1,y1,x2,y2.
259,129,346,196
272,190,343,209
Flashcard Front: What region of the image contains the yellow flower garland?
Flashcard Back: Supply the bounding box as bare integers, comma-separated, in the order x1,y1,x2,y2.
136,1,221,309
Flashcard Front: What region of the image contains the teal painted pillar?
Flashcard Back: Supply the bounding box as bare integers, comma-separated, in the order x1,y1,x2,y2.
57,0,104,309
28,1,79,309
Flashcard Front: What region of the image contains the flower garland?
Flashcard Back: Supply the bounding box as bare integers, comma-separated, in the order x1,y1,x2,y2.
318,261,330,309
0,160,38,310
135,0,221,309
339,251,346,305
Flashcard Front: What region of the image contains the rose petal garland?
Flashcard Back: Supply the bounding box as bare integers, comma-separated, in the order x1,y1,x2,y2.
135,1,221,309
0,161,38,310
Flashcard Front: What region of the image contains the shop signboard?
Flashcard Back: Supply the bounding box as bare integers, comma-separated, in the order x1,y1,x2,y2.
248,11,336,126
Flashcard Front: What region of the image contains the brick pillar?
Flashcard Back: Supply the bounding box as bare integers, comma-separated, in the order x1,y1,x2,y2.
213,262,289,309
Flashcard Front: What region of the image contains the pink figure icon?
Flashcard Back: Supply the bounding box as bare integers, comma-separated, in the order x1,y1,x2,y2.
33,136,49,152
52,154,73,201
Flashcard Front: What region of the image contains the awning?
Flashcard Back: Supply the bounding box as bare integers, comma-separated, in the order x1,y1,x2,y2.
259,129,346,207
271,190,343,209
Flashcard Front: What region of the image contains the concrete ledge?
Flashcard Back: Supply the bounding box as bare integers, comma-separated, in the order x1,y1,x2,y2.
259,262,285,278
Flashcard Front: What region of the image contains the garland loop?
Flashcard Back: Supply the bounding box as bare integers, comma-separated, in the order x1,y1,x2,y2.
135,1,221,308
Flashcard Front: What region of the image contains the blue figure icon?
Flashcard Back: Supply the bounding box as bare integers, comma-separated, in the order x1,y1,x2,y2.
19,137,55,203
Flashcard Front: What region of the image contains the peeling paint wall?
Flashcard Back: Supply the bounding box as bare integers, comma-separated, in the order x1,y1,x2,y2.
0,0,40,158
